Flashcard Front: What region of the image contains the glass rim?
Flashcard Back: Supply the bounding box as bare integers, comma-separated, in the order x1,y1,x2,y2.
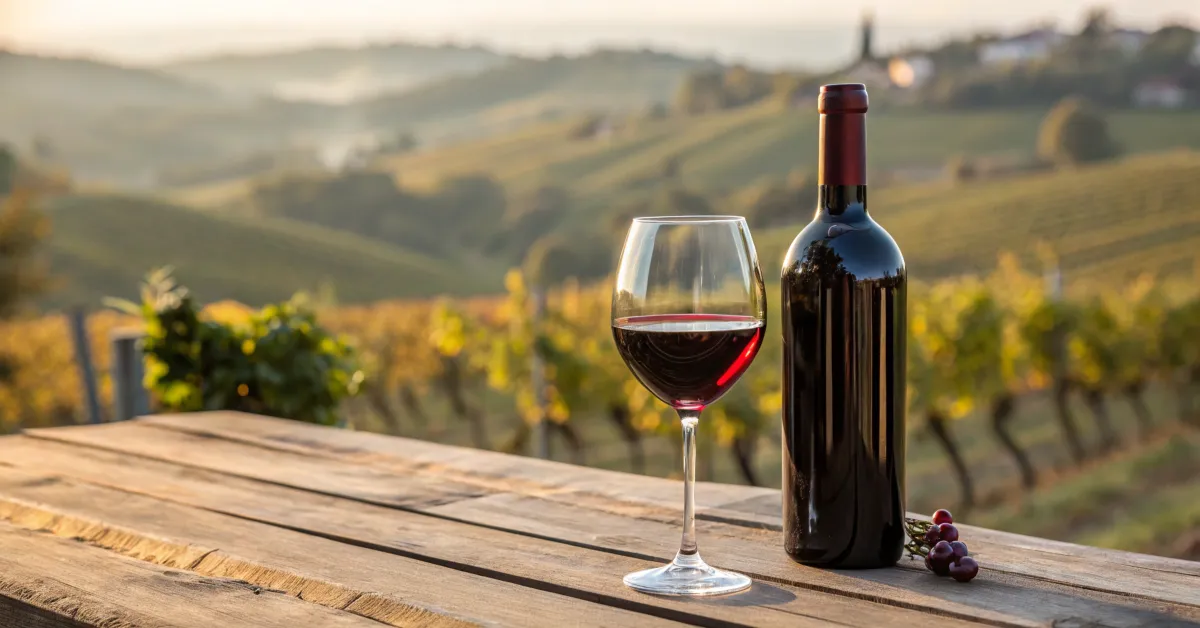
631,215,746,224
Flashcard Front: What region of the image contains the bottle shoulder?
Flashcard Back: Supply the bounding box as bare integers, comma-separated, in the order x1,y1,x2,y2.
781,216,906,282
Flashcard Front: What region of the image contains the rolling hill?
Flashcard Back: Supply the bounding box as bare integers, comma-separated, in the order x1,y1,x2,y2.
374,103,1200,196
0,49,328,184
160,42,508,102
165,97,1200,295
348,49,720,141
39,193,497,310
755,151,1200,285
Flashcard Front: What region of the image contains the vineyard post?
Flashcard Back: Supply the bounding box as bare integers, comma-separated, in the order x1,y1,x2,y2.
111,328,149,421
67,308,102,424
531,287,551,459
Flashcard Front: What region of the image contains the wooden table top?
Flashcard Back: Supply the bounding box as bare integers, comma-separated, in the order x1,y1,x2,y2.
0,412,1196,627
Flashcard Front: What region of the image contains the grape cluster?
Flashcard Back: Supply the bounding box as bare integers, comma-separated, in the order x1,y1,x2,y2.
904,509,980,583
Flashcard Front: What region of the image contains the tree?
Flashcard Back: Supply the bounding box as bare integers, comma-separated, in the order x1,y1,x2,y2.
1037,97,1120,166
674,71,726,114
743,171,816,229
0,144,16,197
523,234,610,288
0,190,51,317
1078,7,1112,41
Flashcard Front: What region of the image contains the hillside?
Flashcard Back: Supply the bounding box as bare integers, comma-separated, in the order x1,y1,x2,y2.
160,42,508,103
756,151,1200,285
350,49,720,140
0,49,218,111
375,103,1200,195
39,193,496,309
0,49,328,184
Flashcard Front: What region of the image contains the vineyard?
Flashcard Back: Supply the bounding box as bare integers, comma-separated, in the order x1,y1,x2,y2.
1,253,1198,559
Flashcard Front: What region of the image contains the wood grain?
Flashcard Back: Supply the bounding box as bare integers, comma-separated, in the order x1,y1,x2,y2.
139,412,775,508
0,436,980,628
0,461,678,628
14,427,1199,627
0,519,380,628
131,415,1200,599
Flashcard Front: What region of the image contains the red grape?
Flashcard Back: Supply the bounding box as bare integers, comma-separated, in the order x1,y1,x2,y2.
923,527,942,545
949,556,980,583
928,541,954,576
949,541,969,560
923,554,935,573
938,523,960,543
932,509,954,525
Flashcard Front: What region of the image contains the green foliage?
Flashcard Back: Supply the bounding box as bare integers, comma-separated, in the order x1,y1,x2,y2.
110,269,364,425
1037,97,1121,166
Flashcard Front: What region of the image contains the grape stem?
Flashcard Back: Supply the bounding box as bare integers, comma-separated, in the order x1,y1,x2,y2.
904,517,936,558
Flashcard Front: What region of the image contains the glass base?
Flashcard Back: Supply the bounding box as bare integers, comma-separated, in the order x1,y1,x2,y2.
623,552,752,596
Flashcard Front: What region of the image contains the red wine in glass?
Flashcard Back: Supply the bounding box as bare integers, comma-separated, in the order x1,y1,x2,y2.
611,215,764,596
612,313,764,411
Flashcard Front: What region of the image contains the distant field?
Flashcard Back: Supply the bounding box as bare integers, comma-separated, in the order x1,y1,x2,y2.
40,193,497,309
757,151,1200,285
375,105,1200,195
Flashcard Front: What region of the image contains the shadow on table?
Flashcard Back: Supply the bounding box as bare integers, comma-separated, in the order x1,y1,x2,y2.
668,581,798,607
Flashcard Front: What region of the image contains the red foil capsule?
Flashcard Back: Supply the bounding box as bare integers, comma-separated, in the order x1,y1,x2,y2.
817,83,868,186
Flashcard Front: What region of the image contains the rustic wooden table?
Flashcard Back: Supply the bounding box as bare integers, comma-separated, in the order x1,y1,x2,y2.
0,412,1196,627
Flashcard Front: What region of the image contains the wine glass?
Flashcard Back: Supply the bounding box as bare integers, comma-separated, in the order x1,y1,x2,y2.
611,215,765,596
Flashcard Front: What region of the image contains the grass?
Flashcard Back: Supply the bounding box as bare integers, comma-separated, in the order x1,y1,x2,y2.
40,193,497,309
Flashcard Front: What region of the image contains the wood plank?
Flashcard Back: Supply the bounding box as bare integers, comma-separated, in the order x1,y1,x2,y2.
140,412,776,509
0,519,380,628
16,429,1199,627
134,415,1200,592
2,433,986,628
431,493,1200,625
0,463,678,628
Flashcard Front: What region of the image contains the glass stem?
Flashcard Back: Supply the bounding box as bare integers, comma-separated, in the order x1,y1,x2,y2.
678,410,700,558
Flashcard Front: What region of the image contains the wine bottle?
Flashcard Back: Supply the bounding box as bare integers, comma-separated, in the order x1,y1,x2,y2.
780,83,907,568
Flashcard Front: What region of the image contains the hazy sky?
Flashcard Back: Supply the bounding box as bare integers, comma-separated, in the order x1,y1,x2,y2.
2,0,1197,65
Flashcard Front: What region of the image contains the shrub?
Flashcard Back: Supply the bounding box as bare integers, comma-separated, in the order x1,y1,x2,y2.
1037,97,1121,166
108,269,363,425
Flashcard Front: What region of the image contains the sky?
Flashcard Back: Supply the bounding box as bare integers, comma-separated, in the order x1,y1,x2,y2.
2,0,1198,66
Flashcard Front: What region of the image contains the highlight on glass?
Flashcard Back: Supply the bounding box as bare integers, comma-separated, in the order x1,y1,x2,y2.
611,215,766,596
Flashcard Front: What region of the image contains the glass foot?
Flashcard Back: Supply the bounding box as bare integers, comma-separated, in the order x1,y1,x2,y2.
623,552,752,596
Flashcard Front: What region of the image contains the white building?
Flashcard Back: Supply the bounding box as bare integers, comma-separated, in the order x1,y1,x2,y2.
1133,79,1187,109
980,29,1065,66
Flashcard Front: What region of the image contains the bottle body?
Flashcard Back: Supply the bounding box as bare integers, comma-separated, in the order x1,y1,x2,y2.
781,84,907,568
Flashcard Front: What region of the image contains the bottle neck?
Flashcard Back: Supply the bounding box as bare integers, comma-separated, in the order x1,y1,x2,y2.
818,185,868,218
817,111,867,219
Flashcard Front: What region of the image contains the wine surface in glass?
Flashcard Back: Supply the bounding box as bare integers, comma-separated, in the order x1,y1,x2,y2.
612,313,764,411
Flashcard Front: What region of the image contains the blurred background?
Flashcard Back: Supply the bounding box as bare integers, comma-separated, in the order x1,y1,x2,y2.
1,0,1199,560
